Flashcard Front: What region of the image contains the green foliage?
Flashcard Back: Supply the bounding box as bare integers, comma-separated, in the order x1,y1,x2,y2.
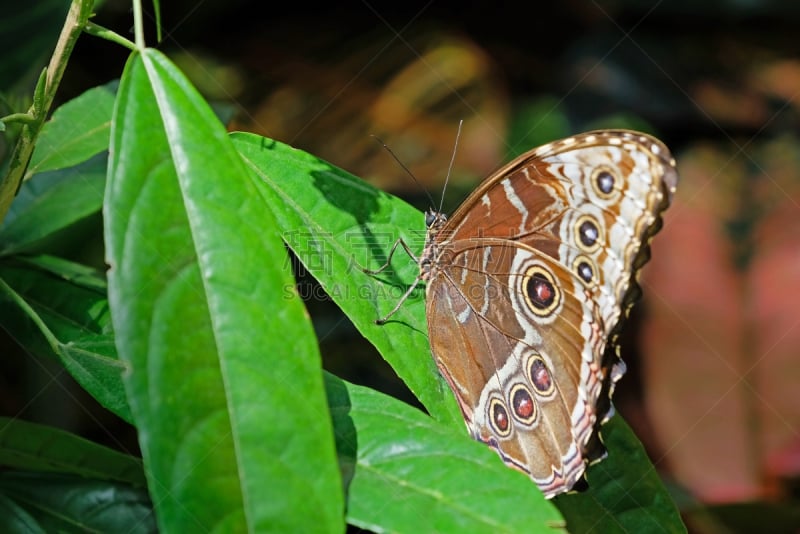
0,4,685,533
103,50,343,532
233,132,464,428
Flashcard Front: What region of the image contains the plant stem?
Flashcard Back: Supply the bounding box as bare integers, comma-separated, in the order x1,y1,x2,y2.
132,0,145,50
0,0,96,224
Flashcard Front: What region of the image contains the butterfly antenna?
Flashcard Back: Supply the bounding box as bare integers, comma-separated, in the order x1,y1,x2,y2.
440,119,463,213
371,135,436,209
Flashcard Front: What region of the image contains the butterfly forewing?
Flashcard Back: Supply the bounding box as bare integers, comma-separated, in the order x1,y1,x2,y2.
423,130,677,498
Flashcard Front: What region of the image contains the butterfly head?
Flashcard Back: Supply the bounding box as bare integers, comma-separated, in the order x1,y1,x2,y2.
424,209,448,231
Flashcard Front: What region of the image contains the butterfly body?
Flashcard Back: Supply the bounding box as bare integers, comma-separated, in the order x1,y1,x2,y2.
417,130,677,498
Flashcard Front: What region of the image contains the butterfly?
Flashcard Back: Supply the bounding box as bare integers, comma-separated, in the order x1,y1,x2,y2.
372,129,678,498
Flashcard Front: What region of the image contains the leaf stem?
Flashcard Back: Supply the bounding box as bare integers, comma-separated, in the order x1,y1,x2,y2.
0,277,61,353
84,21,137,52
0,112,38,126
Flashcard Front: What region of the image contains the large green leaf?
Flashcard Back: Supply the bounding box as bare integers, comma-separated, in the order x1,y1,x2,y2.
0,472,155,533
325,373,563,533
232,132,462,429
0,256,130,422
105,50,343,532
0,417,144,486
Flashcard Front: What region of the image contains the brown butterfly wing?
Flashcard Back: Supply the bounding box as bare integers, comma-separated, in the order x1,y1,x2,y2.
424,130,677,497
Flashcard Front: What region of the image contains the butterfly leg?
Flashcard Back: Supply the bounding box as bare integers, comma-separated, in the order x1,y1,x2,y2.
360,238,419,274
359,238,422,324
374,276,421,325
